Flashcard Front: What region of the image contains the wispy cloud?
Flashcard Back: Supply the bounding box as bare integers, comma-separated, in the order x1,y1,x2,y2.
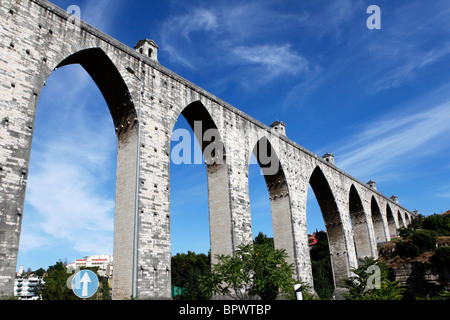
180,9,218,41
80,0,124,32
370,44,450,92
436,184,450,199
159,1,309,76
232,44,309,85
351,1,450,93
332,86,450,181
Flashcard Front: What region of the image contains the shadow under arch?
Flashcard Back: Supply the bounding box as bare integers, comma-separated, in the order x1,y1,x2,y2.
398,210,406,228
405,212,412,225
308,166,348,288
250,136,296,267
50,47,139,299
180,101,226,165
386,203,397,238
371,196,387,242
57,48,137,137
349,185,372,258
170,100,232,264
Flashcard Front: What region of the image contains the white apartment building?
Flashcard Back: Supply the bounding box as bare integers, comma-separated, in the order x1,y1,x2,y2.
66,255,113,277
14,278,44,300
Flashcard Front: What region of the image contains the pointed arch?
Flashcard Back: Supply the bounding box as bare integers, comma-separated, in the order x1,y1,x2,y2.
57,48,137,138
250,136,296,266
179,101,226,164
349,185,372,258
386,204,397,238
405,212,412,225
170,100,232,264
14,47,140,299
398,210,407,228
371,197,387,242
308,166,348,286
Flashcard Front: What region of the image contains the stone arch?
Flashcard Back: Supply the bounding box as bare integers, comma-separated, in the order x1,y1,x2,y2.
349,185,372,258
308,166,348,288
398,210,407,228
56,48,137,137
169,100,233,263
179,101,226,164
21,47,139,299
405,212,412,225
386,203,398,238
250,136,296,267
371,196,387,242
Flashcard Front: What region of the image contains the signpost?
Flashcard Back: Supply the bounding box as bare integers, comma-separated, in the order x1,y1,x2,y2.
71,270,99,299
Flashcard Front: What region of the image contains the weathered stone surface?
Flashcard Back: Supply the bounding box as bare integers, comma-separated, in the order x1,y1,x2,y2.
391,259,450,298
0,0,414,299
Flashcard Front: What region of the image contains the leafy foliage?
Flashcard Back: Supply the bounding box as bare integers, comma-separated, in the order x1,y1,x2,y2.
41,261,78,300
171,251,211,300
344,257,404,300
202,233,295,300
309,231,334,299
432,246,450,266
394,240,420,258
41,261,110,300
394,214,449,259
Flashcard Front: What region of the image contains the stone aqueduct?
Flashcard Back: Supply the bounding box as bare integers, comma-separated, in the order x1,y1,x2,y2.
0,0,414,299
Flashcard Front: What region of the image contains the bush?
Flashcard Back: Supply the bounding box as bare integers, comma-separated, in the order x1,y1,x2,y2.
418,214,450,236
171,251,211,300
203,240,295,300
398,227,415,239
411,229,437,253
433,246,450,266
395,240,420,258
422,215,444,231
344,257,404,300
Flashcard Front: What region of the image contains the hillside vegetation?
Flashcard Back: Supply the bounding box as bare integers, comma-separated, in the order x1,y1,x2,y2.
378,213,450,299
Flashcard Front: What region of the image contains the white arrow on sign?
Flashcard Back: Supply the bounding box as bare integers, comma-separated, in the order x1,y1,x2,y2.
80,271,92,297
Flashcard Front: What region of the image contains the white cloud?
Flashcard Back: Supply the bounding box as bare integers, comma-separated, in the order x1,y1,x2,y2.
81,0,123,32
25,120,116,253
18,232,51,254
180,9,218,41
159,8,219,68
436,185,450,199
372,44,450,92
299,0,361,40
351,1,450,93
333,93,450,181
159,1,307,70
233,44,308,79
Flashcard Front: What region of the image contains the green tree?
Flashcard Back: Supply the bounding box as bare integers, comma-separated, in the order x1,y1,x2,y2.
395,240,420,258
41,261,78,300
171,251,211,300
433,246,450,266
408,214,425,230
411,229,437,253
203,235,295,300
254,232,274,247
34,268,46,277
309,231,334,299
99,276,111,300
344,257,404,300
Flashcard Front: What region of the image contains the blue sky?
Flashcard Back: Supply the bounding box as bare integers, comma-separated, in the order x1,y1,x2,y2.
17,0,450,271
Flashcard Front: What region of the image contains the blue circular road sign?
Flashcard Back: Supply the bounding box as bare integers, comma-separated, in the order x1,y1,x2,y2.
71,270,99,299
